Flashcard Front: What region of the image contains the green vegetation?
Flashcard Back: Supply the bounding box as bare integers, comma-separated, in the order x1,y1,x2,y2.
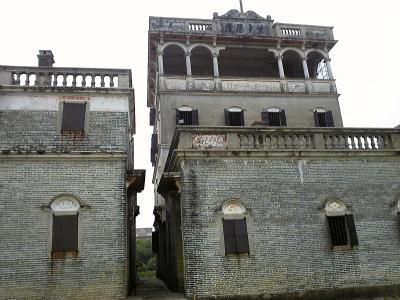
136,239,156,279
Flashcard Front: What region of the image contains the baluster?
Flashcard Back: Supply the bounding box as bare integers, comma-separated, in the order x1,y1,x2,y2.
297,135,305,149
110,75,115,88
278,136,285,149
52,73,57,86
254,134,260,149
82,74,86,87
306,135,312,149
248,135,255,149
25,73,30,86
72,74,77,87
363,135,370,149
100,75,105,87
33,73,39,86
332,135,339,149
264,135,271,149
345,136,351,149
271,136,278,150
91,75,96,87
350,136,357,149
324,135,332,150
338,135,346,149
370,136,378,149
62,74,67,87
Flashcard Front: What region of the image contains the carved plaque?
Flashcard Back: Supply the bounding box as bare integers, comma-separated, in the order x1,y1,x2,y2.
192,134,226,150
325,200,345,212
222,200,246,215
51,197,80,212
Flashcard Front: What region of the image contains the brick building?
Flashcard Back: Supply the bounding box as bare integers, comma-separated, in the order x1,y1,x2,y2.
148,8,400,299
0,51,145,299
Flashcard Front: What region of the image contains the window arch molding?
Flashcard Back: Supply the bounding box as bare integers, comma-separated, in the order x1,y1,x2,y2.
176,105,198,125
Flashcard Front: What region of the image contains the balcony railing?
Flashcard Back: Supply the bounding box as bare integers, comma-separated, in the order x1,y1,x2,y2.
159,75,336,94
163,127,400,170
0,65,132,88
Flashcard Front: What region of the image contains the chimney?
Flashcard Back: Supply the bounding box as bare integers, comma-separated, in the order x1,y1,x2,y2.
37,50,55,67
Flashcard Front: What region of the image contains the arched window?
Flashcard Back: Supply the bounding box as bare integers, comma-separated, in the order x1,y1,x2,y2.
50,195,81,255
261,107,287,126
163,45,186,76
191,46,213,77
176,106,198,125
224,106,244,126
325,199,358,250
221,200,249,255
307,51,329,79
282,50,304,79
313,107,334,127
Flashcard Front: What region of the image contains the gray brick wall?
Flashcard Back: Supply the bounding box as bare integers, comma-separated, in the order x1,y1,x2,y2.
180,158,400,299
0,159,127,300
0,110,128,153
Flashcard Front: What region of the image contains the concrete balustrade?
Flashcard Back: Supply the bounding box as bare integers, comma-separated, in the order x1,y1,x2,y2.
0,66,132,88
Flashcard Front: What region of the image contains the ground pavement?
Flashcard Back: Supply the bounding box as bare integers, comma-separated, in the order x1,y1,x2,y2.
128,278,186,300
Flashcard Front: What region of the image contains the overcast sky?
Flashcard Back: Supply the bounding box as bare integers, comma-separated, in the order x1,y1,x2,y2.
1,0,399,228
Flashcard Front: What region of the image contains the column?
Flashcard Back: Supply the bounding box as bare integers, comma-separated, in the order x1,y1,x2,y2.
325,58,334,80
157,51,164,75
212,53,219,77
302,57,310,79
185,52,192,76
276,55,285,78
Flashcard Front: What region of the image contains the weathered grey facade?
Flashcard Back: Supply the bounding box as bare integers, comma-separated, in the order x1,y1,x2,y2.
148,8,400,300
0,51,144,299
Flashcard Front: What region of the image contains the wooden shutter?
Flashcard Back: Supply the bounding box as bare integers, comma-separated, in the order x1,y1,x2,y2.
52,214,78,252
223,219,236,254
240,111,245,126
261,111,269,125
325,111,334,127
192,110,199,125
151,133,158,165
346,214,359,246
279,110,287,126
234,219,249,253
61,102,86,132
149,108,156,126
313,111,320,127
224,109,230,126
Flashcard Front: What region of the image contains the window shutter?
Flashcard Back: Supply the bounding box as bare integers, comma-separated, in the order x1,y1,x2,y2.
279,110,287,126
346,214,359,247
326,111,334,127
313,111,320,127
150,133,158,165
224,109,230,126
61,102,86,132
235,219,249,253
52,214,78,252
240,111,245,126
223,219,236,254
149,108,156,126
192,110,199,125
261,111,269,125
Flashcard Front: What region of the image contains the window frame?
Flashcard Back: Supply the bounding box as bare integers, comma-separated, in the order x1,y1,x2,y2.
325,199,358,251
58,100,90,133
313,108,334,127
219,199,252,256
46,195,85,258
261,107,287,127
175,106,199,126
224,107,245,126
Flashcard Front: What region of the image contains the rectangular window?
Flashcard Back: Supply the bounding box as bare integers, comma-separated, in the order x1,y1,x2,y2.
52,214,78,252
176,109,199,125
150,133,158,166
224,110,244,126
61,102,86,132
314,110,334,127
223,218,249,254
327,214,358,249
262,110,287,126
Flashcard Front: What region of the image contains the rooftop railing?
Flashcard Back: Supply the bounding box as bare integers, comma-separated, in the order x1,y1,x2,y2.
0,65,132,88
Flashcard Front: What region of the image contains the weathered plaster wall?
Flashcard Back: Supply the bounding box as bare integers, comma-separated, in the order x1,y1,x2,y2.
180,157,400,299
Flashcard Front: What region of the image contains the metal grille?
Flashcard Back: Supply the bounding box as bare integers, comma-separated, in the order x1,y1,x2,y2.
317,112,327,127
328,216,348,246
178,111,193,125
268,112,281,126
229,112,243,126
